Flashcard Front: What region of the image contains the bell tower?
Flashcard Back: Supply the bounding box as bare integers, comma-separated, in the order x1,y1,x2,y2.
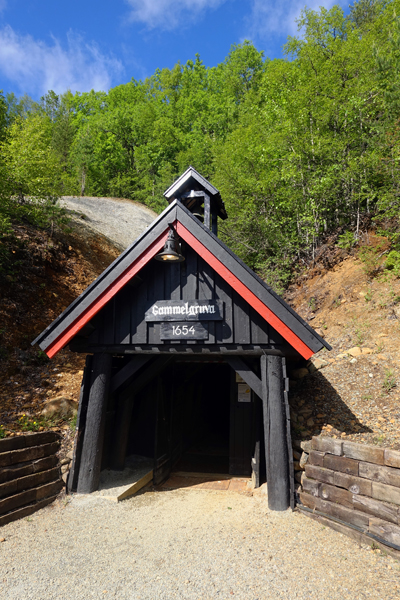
163,166,228,236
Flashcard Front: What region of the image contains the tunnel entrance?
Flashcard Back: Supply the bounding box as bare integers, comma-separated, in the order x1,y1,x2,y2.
173,361,231,475
124,357,261,485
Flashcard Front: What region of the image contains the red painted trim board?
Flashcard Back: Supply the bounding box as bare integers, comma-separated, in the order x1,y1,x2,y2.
45,219,314,360
176,222,314,360
45,231,169,358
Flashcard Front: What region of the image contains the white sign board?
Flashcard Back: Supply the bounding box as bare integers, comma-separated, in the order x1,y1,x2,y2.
238,383,251,403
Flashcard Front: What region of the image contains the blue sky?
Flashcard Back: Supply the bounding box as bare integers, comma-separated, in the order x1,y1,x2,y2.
0,0,348,99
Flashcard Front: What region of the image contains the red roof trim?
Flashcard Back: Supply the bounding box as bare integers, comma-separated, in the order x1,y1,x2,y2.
45,231,169,358
45,218,314,360
176,222,314,360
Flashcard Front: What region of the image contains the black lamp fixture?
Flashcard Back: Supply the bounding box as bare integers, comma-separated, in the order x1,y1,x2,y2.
155,224,185,263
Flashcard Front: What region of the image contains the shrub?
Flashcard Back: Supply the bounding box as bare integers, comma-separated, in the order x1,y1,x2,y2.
385,250,400,277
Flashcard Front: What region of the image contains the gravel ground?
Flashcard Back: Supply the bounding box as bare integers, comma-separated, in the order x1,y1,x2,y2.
1,488,399,600
60,196,157,251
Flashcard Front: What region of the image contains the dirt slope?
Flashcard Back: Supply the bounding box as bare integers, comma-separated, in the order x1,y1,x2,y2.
285,236,400,449
0,196,154,443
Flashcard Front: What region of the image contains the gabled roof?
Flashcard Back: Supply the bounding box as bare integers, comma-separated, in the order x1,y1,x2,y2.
33,200,330,360
164,166,227,220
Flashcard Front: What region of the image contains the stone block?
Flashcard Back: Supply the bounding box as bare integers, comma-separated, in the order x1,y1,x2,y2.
353,495,399,525
343,441,384,465
360,462,400,488
324,454,359,476
36,480,63,501
333,471,372,496
372,482,400,507
312,436,343,456
299,452,309,469
0,452,11,468
0,488,36,516
299,492,369,529
319,482,353,509
294,471,303,484
369,518,400,546
9,442,59,466
305,464,336,485
0,437,26,452
300,440,312,453
385,449,400,469
302,477,320,497
309,451,325,467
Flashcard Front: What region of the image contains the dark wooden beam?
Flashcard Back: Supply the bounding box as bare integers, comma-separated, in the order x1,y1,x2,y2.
111,356,173,470
110,356,151,395
69,342,288,356
261,354,290,511
67,355,92,493
282,358,295,509
77,353,112,494
212,211,218,236
204,192,211,230
225,356,262,398
181,190,205,198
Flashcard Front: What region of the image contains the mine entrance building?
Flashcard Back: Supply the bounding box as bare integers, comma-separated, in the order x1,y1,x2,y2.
33,167,329,511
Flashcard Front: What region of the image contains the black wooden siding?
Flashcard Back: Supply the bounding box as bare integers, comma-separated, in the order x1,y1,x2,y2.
83,246,285,349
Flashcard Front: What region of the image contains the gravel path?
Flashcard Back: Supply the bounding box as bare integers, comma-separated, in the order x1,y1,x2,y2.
1,488,399,599
60,196,158,251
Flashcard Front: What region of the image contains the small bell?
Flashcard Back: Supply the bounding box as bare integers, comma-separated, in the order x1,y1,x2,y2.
155,224,185,262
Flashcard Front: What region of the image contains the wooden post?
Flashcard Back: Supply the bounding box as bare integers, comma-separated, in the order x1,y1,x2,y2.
204,192,211,230
67,355,92,493
261,354,290,511
212,211,218,236
77,352,112,494
111,388,134,470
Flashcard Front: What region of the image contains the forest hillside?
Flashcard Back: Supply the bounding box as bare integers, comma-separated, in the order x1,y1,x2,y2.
2,1,400,292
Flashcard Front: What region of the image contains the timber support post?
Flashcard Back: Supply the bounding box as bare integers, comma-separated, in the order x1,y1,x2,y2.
261,354,290,511
67,354,92,493
111,388,134,470
77,352,112,494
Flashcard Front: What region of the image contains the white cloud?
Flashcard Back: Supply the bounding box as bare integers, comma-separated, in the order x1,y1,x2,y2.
125,0,227,30
0,26,124,96
246,0,348,44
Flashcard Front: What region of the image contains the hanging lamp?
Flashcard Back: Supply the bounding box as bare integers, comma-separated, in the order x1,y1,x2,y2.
155,224,185,263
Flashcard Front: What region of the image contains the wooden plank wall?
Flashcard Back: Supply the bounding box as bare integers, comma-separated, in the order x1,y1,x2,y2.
87,247,283,349
0,432,62,527
298,436,400,551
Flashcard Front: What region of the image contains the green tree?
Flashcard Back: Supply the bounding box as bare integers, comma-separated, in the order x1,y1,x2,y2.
0,113,63,229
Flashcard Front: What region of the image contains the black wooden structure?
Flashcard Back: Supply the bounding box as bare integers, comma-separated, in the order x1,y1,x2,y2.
33,167,330,511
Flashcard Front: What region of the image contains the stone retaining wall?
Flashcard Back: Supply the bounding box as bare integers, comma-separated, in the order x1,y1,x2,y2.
0,431,63,527
296,436,400,550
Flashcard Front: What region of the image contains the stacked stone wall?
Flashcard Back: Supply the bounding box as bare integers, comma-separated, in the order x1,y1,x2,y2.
297,436,400,550
0,431,63,527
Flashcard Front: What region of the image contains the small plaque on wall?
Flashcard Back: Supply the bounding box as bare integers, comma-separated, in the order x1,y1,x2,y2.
146,300,223,322
160,321,209,340
238,383,251,402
